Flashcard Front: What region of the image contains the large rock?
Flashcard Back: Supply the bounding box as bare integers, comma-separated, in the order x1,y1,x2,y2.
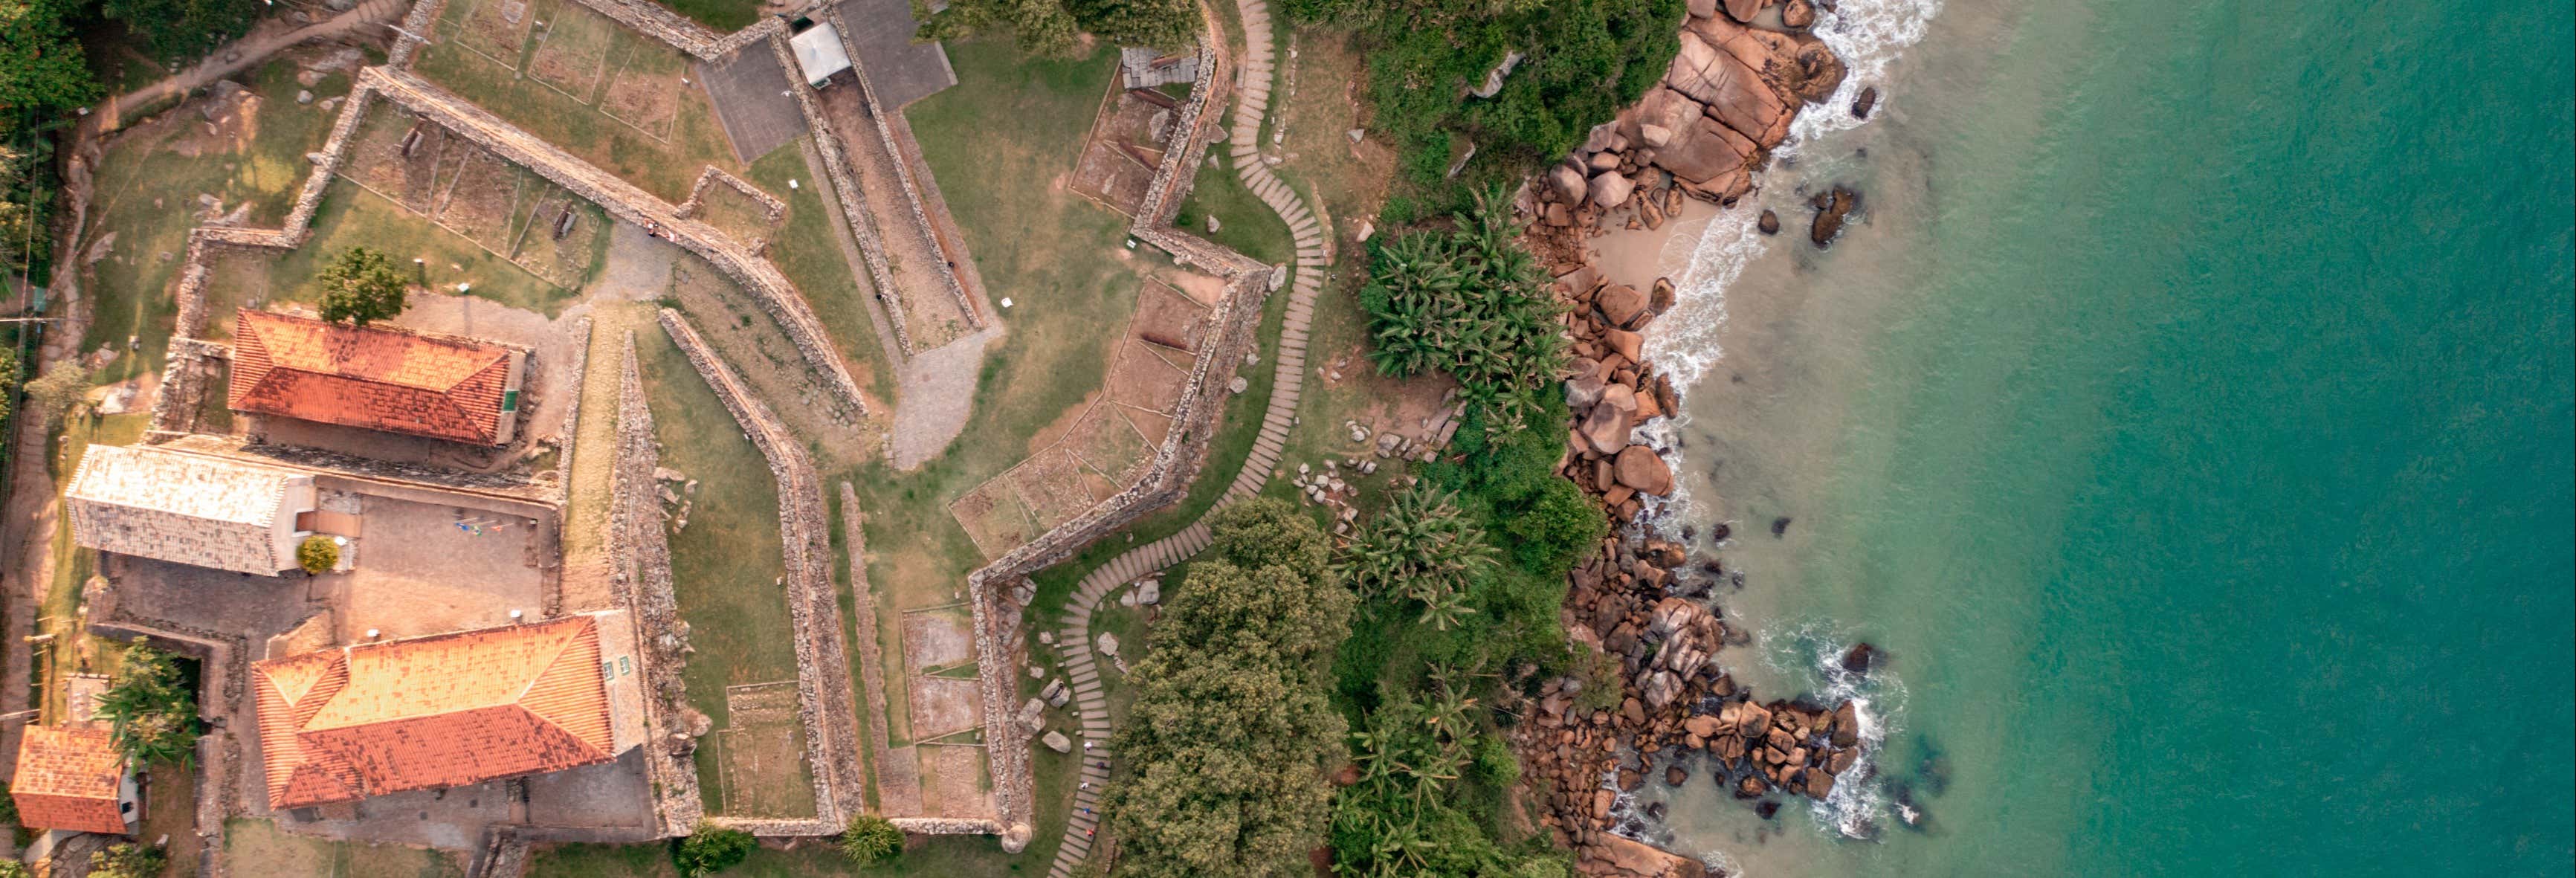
1782,0,1815,28
1566,374,1608,411
1616,445,1675,495
1655,115,1760,184
1042,730,1072,753
1590,171,1637,209
1604,328,1644,364
1594,833,1708,878
1597,284,1650,328
1811,186,1859,247
1666,32,1790,148
1580,404,1635,456
1721,0,1766,23
1641,670,1683,709
1097,631,1121,657
1685,714,1725,738
1550,164,1589,204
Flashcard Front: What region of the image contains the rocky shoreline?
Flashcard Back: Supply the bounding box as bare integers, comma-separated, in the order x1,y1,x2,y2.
1505,1,1879,875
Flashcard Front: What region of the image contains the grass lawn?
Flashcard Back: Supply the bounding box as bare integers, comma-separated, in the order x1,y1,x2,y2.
414,0,742,204
632,323,812,815
81,56,355,388
651,0,760,31
743,141,898,404
224,819,465,877
280,180,587,317
1172,149,1294,265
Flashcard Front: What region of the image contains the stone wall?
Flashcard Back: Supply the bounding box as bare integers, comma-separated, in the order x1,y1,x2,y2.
836,482,909,813
364,67,871,415
766,33,918,357
549,317,594,510
656,310,868,836
560,0,782,60
606,337,706,837
820,4,981,330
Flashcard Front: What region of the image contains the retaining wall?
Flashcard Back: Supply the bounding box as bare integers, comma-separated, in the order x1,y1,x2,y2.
767,33,919,357
821,4,981,329
606,336,707,836
656,309,868,835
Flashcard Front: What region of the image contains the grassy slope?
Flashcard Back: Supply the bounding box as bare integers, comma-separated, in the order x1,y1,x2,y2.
743,143,898,403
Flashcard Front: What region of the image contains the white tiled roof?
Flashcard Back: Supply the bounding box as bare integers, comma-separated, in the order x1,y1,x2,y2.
65,445,306,574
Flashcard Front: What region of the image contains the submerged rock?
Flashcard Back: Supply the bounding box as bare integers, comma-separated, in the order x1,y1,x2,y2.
1758,209,1780,235
1810,186,1859,247
1854,85,1881,119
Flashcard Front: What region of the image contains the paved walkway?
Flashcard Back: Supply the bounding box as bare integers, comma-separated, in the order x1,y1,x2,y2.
1042,1,1327,874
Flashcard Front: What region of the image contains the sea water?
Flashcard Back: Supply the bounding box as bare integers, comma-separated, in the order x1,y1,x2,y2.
1628,0,2576,873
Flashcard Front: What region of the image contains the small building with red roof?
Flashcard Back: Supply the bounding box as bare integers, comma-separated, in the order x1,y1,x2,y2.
227,309,529,447
10,726,138,836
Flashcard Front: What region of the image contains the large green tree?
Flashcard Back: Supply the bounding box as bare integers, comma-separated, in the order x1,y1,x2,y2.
314,246,410,326
0,0,98,129
101,0,265,64
1358,187,1566,426
1105,499,1353,877
98,642,201,766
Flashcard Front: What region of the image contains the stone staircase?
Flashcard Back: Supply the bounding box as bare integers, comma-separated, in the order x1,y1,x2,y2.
1041,1,1327,874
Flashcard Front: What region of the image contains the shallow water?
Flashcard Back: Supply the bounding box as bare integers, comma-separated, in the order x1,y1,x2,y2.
1636,0,2576,873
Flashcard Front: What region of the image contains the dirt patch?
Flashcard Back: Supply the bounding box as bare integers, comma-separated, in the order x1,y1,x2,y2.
906,675,984,741
1103,339,1189,413
598,39,685,139
684,176,783,253
431,147,529,251
1129,280,1211,352
1068,86,1176,215
1062,401,1150,483
899,606,975,674
170,89,262,158
1155,262,1230,306
918,743,994,820
343,110,453,209
950,481,1040,561
506,193,608,287
524,0,615,102
714,681,819,817
452,0,534,68
1007,445,1114,526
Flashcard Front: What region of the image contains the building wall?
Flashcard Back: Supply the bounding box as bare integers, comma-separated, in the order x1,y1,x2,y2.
496,349,529,446
265,476,319,573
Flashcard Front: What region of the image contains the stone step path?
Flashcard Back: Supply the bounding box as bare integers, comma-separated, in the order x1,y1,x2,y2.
1043,1,1325,875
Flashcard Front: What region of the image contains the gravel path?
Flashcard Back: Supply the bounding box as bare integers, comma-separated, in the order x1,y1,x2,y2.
1043,1,1331,872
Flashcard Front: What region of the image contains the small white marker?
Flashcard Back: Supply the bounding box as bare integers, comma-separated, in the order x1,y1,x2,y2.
1000,297,1013,309
458,283,471,292
790,178,799,190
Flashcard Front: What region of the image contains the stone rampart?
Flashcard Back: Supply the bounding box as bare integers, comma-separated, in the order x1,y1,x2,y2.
657,309,868,834
607,337,706,836
365,67,870,414
821,4,981,330
549,317,593,509
766,33,918,357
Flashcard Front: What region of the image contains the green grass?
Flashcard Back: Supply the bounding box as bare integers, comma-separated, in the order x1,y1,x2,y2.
280,181,587,316
632,324,810,815
650,0,760,31
413,3,740,204
225,819,465,877
1172,151,1294,265
744,142,897,402
81,57,355,387
37,413,151,720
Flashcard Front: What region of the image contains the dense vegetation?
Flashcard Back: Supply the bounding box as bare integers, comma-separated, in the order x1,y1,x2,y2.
1358,187,1566,427
86,843,168,878
1105,500,1354,877
920,0,1197,57
671,824,754,877
98,641,201,766
1279,0,1682,220
100,0,263,64
316,246,411,326
836,814,905,865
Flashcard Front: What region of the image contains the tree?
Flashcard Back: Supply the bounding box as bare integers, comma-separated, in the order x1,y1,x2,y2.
97,642,200,766
314,247,410,326
100,0,265,64
1358,187,1566,427
19,361,85,428
0,859,26,878
296,535,340,575
920,0,1195,57
88,842,167,878
0,349,19,424
1340,483,1497,630
671,824,753,877
1105,499,1353,878
0,0,101,133
836,814,903,865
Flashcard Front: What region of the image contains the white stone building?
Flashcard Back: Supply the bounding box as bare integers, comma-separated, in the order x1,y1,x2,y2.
64,444,317,575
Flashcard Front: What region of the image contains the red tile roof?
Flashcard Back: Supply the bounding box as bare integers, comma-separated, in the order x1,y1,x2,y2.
10,726,129,835
228,309,517,445
251,617,613,808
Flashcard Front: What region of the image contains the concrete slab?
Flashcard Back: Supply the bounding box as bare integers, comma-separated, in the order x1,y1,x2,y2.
834,0,956,109
696,42,807,164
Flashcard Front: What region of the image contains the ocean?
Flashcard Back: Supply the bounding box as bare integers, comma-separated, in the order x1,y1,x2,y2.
1623,0,2576,874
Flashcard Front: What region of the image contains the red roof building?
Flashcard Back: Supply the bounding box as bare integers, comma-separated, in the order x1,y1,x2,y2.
10,726,135,836
228,309,528,446
250,617,616,808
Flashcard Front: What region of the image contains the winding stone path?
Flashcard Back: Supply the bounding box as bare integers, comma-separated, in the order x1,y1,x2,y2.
1042,1,1326,874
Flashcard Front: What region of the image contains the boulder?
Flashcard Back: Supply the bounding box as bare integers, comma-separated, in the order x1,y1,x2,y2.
1597,283,1650,328
1589,171,1637,209
1853,85,1880,119
1136,580,1161,604
1042,730,1073,753
1832,704,1860,747
1549,164,1589,204
1546,202,1572,227
1666,32,1789,149
1566,374,1608,410
1685,714,1725,738
1734,775,1766,798
1829,747,1858,774
1811,186,1859,247
1641,670,1683,709
1738,703,1774,738
1782,0,1815,28
1621,697,1647,725
1686,0,1717,18
1604,328,1644,364
1588,149,1624,172
1758,209,1781,235
1804,768,1836,798
1592,788,1617,820
1599,383,1639,418
1722,0,1766,23
1579,404,1635,456
1639,123,1675,148
1615,445,1674,496
1841,642,1882,675
1097,631,1121,657
1651,114,1755,184
1593,833,1708,878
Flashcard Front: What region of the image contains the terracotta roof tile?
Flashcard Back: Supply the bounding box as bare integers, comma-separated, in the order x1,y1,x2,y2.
228,310,517,445
251,618,613,808
10,726,129,835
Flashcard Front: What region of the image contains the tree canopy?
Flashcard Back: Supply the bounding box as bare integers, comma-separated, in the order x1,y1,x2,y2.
1105,499,1353,877
920,0,1197,58
98,642,200,766
314,246,410,326
101,0,265,63
1358,187,1566,427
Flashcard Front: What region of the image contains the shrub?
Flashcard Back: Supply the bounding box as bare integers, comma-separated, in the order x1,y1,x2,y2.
0,859,27,878
88,843,167,878
0,780,16,825
98,642,200,766
1358,188,1566,428
1340,484,1497,630
296,535,340,575
836,814,903,865
671,824,754,877
21,363,89,428
314,247,409,326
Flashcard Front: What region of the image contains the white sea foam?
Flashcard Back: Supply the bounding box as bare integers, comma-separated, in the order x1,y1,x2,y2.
1757,616,1912,840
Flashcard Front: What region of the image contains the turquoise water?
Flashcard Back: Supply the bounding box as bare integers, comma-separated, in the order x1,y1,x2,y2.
1638,0,2575,872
